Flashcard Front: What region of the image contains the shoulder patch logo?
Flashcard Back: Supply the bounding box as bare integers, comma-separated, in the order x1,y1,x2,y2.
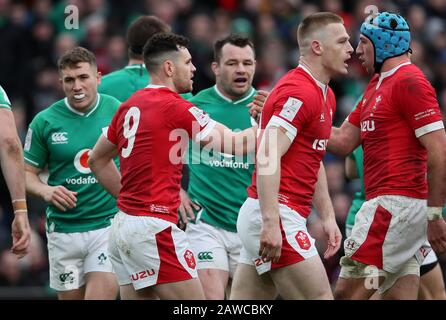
279,97,302,121
24,128,32,151
188,106,210,127
51,132,68,144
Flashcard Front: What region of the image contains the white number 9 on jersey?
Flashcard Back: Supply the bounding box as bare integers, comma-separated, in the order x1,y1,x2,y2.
122,106,140,158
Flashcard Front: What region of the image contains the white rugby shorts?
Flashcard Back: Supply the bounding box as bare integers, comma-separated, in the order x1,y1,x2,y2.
237,198,318,275
108,211,198,290
186,219,241,277
47,226,114,291
343,195,428,273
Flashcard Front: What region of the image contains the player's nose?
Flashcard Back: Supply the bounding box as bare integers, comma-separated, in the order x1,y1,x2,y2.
236,63,246,73
347,41,354,54
73,78,82,91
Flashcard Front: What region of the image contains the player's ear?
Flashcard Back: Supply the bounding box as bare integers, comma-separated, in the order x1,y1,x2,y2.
311,39,323,56
97,71,102,85
211,61,219,77
164,60,175,77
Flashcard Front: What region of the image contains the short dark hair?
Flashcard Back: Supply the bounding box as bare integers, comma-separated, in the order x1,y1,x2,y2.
57,47,96,70
126,15,171,59
143,33,190,72
214,34,254,63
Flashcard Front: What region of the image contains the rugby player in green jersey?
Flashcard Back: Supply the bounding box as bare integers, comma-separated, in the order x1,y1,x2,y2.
181,34,260,299
0,85,31,258
99,15,193,101
24,47,119,300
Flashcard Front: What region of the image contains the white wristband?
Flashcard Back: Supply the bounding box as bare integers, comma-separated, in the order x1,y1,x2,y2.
427,207,443,221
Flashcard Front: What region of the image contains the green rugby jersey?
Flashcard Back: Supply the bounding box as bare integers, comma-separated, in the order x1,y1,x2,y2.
24,94,120,233
187,85,256,232
346,146,365,228
0,85,11,109
99,64,193,102
346,96,366,228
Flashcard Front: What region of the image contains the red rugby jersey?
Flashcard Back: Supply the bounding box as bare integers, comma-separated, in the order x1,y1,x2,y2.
247,66,336,218
106,85,216,223
348,63,444,200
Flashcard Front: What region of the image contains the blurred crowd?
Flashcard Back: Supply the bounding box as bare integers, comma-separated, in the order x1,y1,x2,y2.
0,0,446,297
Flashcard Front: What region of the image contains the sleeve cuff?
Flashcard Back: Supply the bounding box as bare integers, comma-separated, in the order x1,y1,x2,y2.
24,156,40,167
195,119,217,142
415,120,445,138
102,126,109,139
266,115,298,142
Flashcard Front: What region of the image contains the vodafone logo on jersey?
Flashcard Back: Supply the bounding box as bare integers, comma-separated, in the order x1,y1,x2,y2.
74,149,91,174
296,231,311,250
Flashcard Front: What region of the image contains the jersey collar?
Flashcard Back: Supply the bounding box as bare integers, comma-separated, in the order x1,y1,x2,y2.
376,62,411,89
125,63,145,69
146,84,167,89
298,64,328,101
64,94,101,117
213,85,255,104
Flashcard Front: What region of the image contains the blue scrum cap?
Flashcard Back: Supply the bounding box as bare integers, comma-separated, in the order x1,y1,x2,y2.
360,11,411,70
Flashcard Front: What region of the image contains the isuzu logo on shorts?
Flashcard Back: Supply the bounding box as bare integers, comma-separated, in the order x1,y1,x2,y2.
51,132,68,144
131,269,156,281
255,258,266,266
74,149,91,174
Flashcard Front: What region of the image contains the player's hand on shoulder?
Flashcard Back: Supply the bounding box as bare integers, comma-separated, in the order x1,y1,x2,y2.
248,90,269,123
42,185,78,211
251,90,269,107
428,218,446,254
